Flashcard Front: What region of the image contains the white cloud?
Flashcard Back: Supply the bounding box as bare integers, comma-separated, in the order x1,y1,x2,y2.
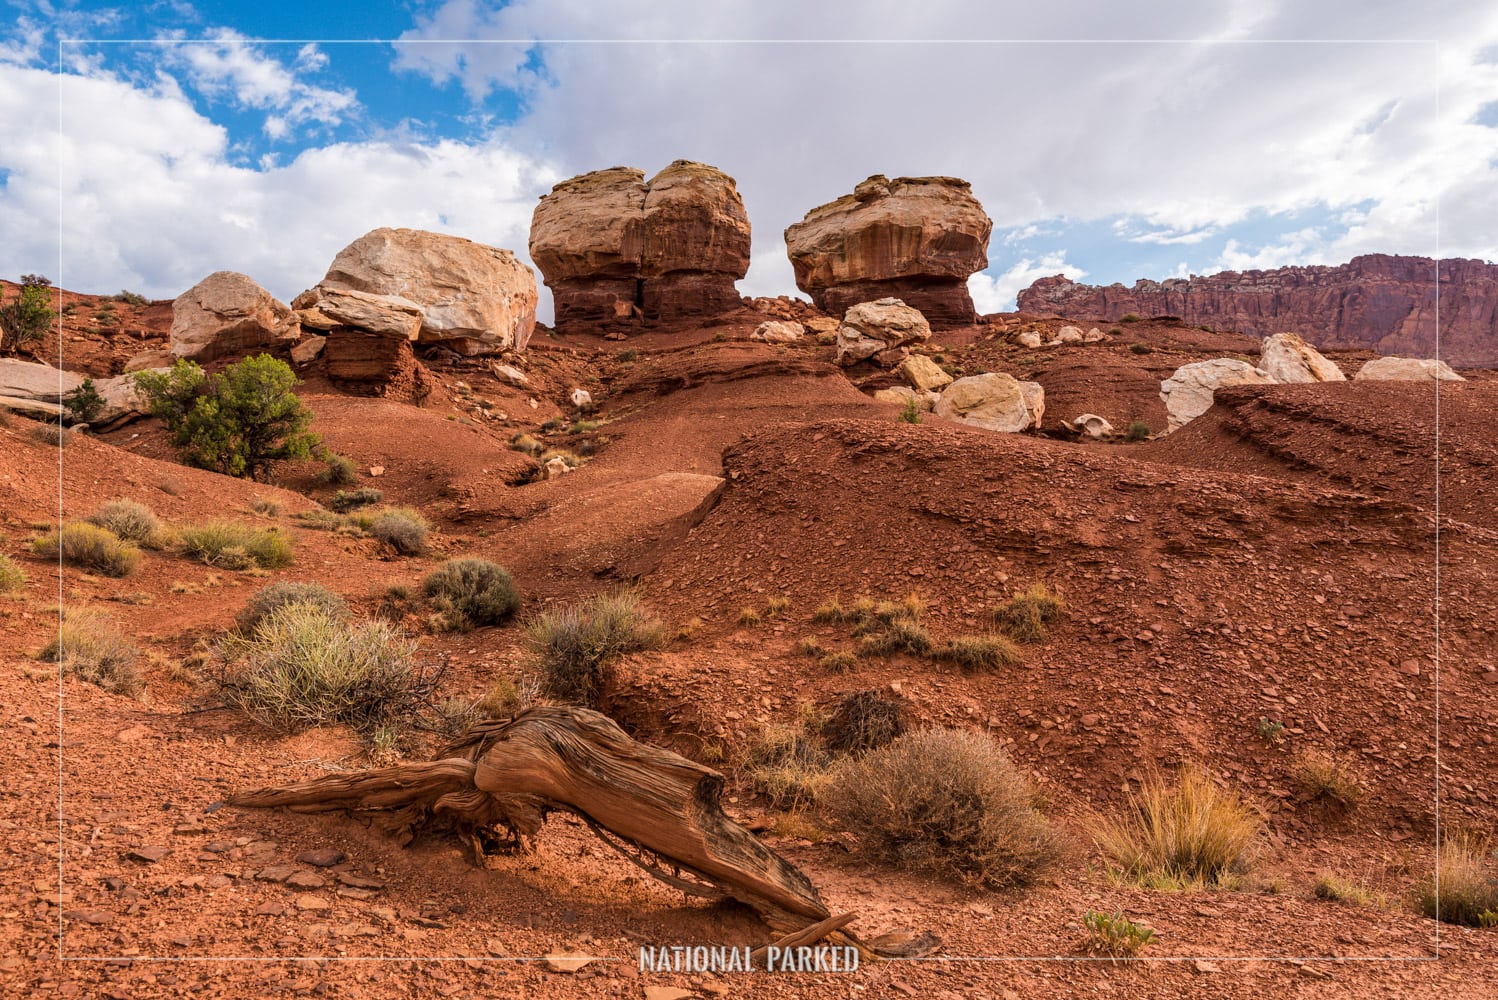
738,245,805,302
1212,228,1327,272
969,253,1087,314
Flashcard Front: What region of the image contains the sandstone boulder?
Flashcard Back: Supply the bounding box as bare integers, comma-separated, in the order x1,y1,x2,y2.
296,228,536,356
290,335,326,366
934,373,1040,433
170,271,298,362
1160,359,1275,432
0,359,154,425
1258,332,1345,383
123,349,175,373
530,161,750,332
873,385,938,411
835,298,931,367
1013,330,1044,349
1353,356,1465,382
784,175,991,327
310,288,423,340
895,354,953,392
1057,325,1084,345
751,320,804,343
1066,413,1115,439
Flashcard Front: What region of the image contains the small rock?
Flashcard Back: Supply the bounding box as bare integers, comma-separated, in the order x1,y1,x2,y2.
126,846,170,863
296,848,347,868
63,909,115,925
570,388,593,408
254,865,297,883
285,872,327,890
255,901,287,916
644,988,696,1000
1193,960,1220,974
543,953,595,974
336,887,377,901
485,938,509,957
294,894,330,911
336,873,384,889
492,363,529,386
368,465,385,477
1398,659,1421,676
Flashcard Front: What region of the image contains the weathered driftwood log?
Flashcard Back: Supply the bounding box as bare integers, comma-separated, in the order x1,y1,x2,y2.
228,705,829,932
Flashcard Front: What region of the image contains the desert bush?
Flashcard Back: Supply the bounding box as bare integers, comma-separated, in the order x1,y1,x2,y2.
797,636,825,657
133,355,319,481
423,558,521,631
822,689,906,754
1418,834,1498,926
29,422,73,447
824,728,1062,888
742,721,833,811
0,552,27,593
329,487,382,513
475,674,544,719
898,396,922,424
31,521,141,577
819,649,859,673
250,496,281,518
1126,419,1151,442
1081,910,1156,957
367,507,429,556
116,289,148,306
509,433,543,456
938,633,1023,672
219,602,426,735
319,451,357,486
1312,873,1379,907
992,582,1064,643
1120,313,1142,323
236,581,347,633
62,377,104,425
1128,342,1151,355
528,590,667,708
1092,765,1262,889
178,520,293,569
85,499,163,546
1292,748,1367,813
1254,717,1285,745
40,606,142,696
858,618,933,658
1,274,55,351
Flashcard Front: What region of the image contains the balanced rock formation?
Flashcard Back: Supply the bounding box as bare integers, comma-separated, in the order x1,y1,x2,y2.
785,175,992,328
1258,332,1345,383
1017,255,1498,366
295,228,536,356
1160,359,1274,432
170,271,298,362
934,372,1043,433
529,161,751,332
835,298,932,367
1353,357,1465,382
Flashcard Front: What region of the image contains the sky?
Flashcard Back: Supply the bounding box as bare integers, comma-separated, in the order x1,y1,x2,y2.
2,1,1497,323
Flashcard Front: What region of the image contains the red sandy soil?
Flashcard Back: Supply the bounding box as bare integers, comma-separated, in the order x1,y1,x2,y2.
1,294,1495,998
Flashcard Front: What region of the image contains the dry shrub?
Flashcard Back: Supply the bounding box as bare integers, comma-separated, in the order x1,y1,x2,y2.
0,552,25,593
742,721,833,811
819,649,859,673
1092,765,1262,889
1292,748,1367,814
329,487,382,513
366,507,429,556
1312,873,1381,908
40,606,142,696
938,633,1023,672
179,520,293,569
31,521,141,577
857,618,933,658
475,674,544,719
219,602,427,735
527,590,667,708
825,728,1062,888
236,581,347,633
1419,833,1498,926
822,689,906,754
423,558,521,631
85,499,164,547
992,582,1064,643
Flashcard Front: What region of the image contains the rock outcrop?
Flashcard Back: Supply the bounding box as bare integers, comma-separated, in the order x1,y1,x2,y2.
784,175,991,327
1017,255,1498,366
1258,332,1345,384
835,298,931,367
1353,357,1465,382
295,228,536,356
0,358,155,425
170,271,298,362
1160,359,1275,432
934,372,1042,433
529,161,751,332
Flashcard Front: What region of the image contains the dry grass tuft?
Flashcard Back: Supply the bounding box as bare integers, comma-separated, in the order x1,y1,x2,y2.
1419,834,1498,926
31,521,141,577
40,606,142,696
1292,748,1367,814
85,499,165,547
236,581,347,633
824,728,1063,888
822,689,906,754
1092,765,1262,889
992,582,1064,643
179,520,293,569
527,590,667,708
938,633,1024,672
0,552,25,593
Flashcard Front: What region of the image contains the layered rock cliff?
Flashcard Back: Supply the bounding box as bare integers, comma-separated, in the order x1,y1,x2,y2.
1017,255,1498,366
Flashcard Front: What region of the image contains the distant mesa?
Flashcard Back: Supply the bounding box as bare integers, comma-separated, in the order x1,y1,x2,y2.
529,161,751,334
1017,254,1498,367
785,175,992,328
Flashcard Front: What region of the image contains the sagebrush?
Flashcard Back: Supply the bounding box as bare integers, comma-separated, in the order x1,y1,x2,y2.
31,521,140,577
40,606,142,696
527,590,666,708
423,558,521,631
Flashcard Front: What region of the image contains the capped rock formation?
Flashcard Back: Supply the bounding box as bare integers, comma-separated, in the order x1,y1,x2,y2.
170,271,298,362
294,228,536,356
529,161,751,332
784,175,992,327
1017,255,1498,366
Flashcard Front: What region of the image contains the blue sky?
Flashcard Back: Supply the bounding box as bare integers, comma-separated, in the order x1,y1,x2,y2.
4,1,1497,320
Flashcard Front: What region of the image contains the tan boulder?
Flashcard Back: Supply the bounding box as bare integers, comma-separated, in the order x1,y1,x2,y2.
530,161,750,331
1013,329,1044,349
751,320,804,343
874,385,937,411
1258,332,1345,383
1019,380,1046,428
170,271,298,362
785,175,991,327
1084,327,1108,343
297,228,535,355
1057,325,1085,344
1160,359,1275,432
835,298,931,367
1353,356,1465,382
123,349,175,373
1066,413,1115,439
934,372,1037,432
311,288,423,340
896,354,953,391
0,358,82,401
290,335,326,365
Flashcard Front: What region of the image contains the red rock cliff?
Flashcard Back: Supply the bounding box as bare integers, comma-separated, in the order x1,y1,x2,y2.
1017,255,1498,366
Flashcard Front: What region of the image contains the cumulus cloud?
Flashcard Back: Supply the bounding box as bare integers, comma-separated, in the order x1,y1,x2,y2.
969,253,1087,314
